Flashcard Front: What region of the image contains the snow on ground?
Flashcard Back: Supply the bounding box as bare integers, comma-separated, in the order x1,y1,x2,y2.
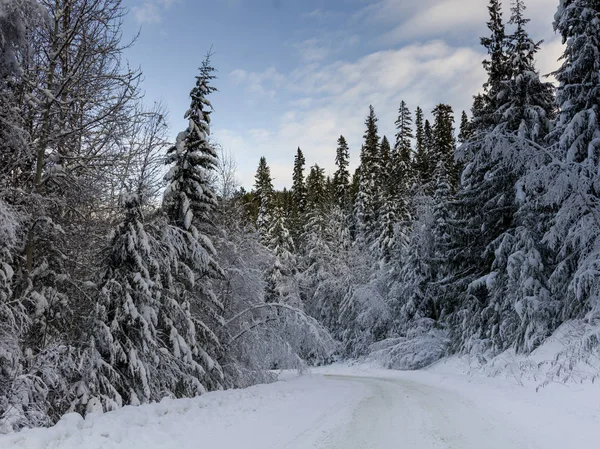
2,361,599,449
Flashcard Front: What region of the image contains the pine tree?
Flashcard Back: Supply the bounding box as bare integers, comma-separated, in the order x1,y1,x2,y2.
164,55,219,230
254,157,274,239
161,53,226,393
499,0,555,140
306,164,327,211
476,0,511,131
413,107,428,184
333,136,351,209
292,148,307,213
431,104,457,189
354,106,381,246
264,205,300,307
85,193,163,410
458,111,474,145
418,119,435,188
290,148,307,246
446,1,556,354
376,136,397,260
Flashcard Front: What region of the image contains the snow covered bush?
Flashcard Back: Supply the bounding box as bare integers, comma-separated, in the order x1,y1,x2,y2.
367,318,449,370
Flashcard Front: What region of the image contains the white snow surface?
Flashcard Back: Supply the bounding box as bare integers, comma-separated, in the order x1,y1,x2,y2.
2,362,599,449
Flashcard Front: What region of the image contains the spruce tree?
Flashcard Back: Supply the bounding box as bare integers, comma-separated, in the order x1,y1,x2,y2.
413,107,428,185
376,136,397,260
419,119,435,188
292,148,307,213
290,148,307,246
431,104,457,189
333,136,351,209
354,106,381,246
264,205,300,306
447,1,556,354
476,0,511,131
86,193,163,409
458,111,474,145
254,157,274,239
161,54,226,393
306,164,327,211
499,0,555,140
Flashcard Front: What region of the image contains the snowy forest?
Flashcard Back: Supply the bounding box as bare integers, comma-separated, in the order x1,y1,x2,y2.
0,0,599,433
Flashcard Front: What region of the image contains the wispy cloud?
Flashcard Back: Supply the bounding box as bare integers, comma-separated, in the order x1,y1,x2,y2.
133,0,178,25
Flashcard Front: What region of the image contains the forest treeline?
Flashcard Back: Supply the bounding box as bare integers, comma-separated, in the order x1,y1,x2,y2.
0,0,599,433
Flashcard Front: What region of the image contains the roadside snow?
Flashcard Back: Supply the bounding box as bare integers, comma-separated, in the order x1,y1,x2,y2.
0,374,366,449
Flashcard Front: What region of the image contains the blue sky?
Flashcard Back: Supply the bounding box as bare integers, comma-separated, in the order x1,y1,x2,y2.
122,0,562,189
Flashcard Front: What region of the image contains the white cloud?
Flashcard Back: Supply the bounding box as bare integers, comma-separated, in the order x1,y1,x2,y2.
359,0,558,45
133,0,178,25
133,2,161,24
294,34,360,63
229,66,286,98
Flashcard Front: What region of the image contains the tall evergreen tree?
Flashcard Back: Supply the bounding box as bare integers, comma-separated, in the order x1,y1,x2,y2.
306,165,327,211
333,136,351,209
458,111,474,145
354,106,381,246
264,205,300,307
447,1,556,354
475,0,510,131
290,148,307,246
161,54,226,392
254,157,274,239
413,107,428,184
376,136,397,260
418,119,435,188
431,104,457,188
292,148,307,213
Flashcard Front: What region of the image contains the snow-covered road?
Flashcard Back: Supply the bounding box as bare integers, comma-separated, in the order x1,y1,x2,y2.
2,364,599,449
316,375,534,449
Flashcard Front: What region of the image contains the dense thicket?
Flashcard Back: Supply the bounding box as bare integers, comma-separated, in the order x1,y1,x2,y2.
248,0,600,373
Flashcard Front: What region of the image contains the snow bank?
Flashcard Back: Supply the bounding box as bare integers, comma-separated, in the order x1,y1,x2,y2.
440,320,600,387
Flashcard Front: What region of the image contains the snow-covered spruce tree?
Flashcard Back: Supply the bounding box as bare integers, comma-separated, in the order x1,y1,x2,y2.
264,205,300,307
413,107,430,187
458,111,474,145
333,135,351,210
391,101,414,250
375,136,397,261
290,148,307,246
447,0,555,355
82,193,162,412
292,148,307,214
475,0,511,132
160,54,227,394
417,119,435,190
354,106,381,248
300,165,333,316
531,0,600,325
254,157,274,242
431,104,458,189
